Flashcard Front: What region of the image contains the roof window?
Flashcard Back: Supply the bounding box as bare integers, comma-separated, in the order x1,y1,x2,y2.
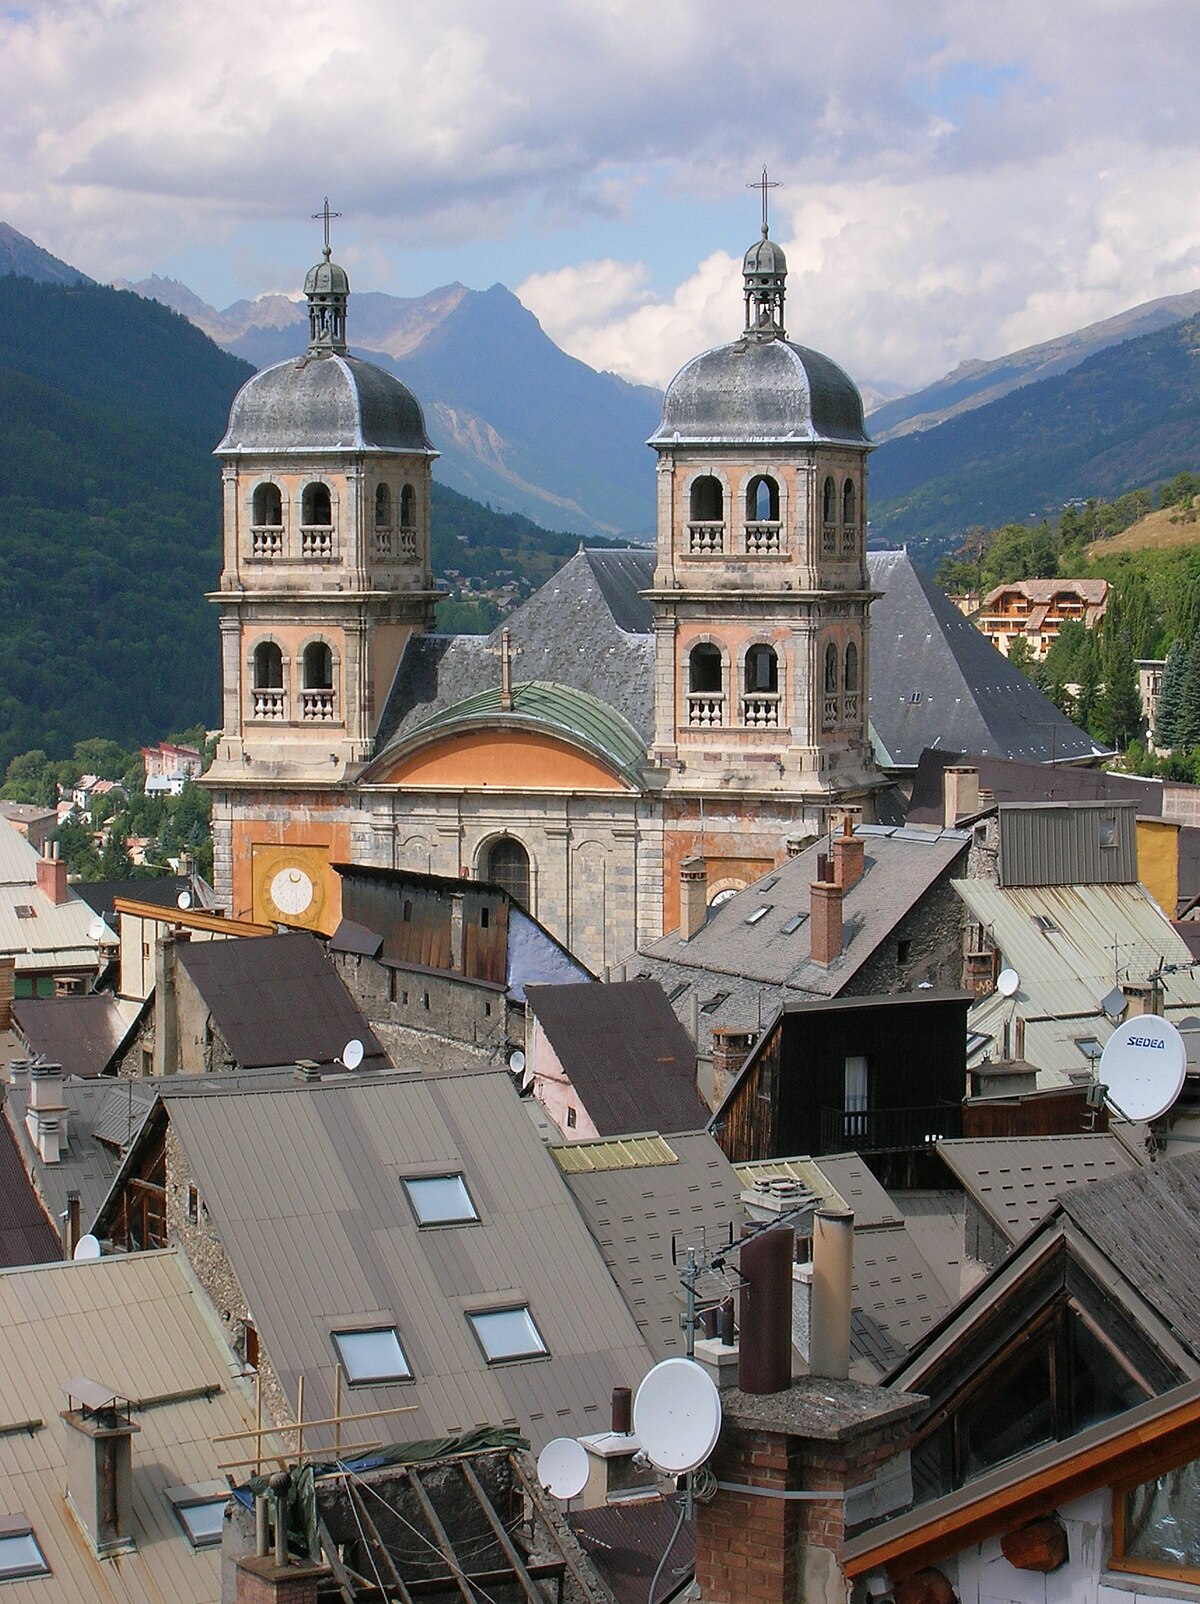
781,912,808,935
1033,914,1059,934
403,1174,479,1227
745,906,772,926
467,1305,548,1363
13,906,35,920
0,1521,49,1580
332,1326,412,1384
1075,1037,1103,1064
167,1489,228,1548
700,991,730,1014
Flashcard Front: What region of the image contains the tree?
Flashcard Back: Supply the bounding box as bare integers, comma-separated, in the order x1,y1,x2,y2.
1095,640,1143,751
1156,640,1187,749
1007,635,1036,679
1181,636,1200,750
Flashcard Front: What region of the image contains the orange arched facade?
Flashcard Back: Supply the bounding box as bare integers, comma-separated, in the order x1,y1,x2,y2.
376,728,634,792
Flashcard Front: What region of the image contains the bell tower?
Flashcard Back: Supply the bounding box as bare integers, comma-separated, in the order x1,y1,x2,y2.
646,184,883,920
205,209,440,925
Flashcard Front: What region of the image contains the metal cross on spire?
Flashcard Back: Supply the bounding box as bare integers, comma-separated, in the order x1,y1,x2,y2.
747,167,781,236
311,197,342,259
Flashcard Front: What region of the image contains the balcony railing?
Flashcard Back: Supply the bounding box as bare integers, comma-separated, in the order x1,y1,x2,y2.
300,524,334,560
301,689,336,721
687,693,725,728
250,525,284,558
822,522,838,555
841,524,858,555
251,689,286,721
398,527,418,556
819,1101,963,1154
687,521,725,555
741,693,780,727
843,691,860,722
373,528,395,560
744,521,782,555
822,694,839,729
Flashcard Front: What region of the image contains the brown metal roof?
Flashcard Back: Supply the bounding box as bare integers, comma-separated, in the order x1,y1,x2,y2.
570,1500,695,1604
526,980,708,1136
161,1070,651,1453
561,1131,743,1357
0,1116,59,1268
175,931,387,1070
12,994,138,1078
938,1133,1143,1245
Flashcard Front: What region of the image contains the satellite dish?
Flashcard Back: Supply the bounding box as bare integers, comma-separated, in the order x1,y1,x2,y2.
633,1357,722,1475
1098,1015,1187,1123
508,1049,526,1077
176,890,192,910
1101,986,1127,1023
73,1234,101,1262
536,1437,589,1500
87,918,105,943
342,1039,365,1071
997,968,1020,998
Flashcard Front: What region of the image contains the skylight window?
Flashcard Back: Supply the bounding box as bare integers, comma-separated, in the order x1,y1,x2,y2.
745,906,772,926
13,906,35,921
700,991,730,1014
781,913,808,935
1033,914,1059,934
332,1326,412,1384
403,1174,479,1226
1075,1037,1103,1063
667,982,689,1003
0,1522,49,1580
468,1306,548,1363
168,1492,227,1548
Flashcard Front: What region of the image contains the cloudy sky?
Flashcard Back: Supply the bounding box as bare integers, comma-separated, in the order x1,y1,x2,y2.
3,0,1198,395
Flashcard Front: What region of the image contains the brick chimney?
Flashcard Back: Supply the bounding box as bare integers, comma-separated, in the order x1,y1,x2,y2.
36,842,68,906
831,817,865,891
810,877,844,966
0,957,13,1030
943,765,981,828
680,857,708,941
233,1555,331,1604
711,1027,756,1105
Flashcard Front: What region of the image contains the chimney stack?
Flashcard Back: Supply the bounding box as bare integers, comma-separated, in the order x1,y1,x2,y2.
831,816,865,891
809,1209,854,1381
737,1226,794,1394
680,857,708,941
810,877,845,966
60,1379,140,1556
36,846,68,906
0,958,12,1030
710,1027,756,1105
65,1191,81,1261
27,1063,66,1164
943,764,981,828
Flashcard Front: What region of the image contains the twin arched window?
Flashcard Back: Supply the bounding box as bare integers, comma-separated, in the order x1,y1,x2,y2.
822,639,862,727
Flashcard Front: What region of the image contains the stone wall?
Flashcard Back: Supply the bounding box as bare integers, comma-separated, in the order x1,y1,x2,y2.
331,951,510,1059
849,863,968,995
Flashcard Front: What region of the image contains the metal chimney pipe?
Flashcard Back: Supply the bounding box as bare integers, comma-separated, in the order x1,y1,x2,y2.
737,1226,793,1394
810,1209,854,1381
719,1297,735,1345
255,1494,270,1558
270,1471,290,1568
611,1386,632,1435
65,1191,80,1261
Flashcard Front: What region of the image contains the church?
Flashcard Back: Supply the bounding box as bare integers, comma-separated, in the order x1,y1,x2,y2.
204,219,1096,972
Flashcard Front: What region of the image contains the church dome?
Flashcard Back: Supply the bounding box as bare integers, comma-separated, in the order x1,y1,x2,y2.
650,336,868,447
216,352,434,456
743,232,788,278
303,255,350,299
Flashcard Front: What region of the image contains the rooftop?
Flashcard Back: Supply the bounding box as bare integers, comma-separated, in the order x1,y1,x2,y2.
937,1133,1144,1246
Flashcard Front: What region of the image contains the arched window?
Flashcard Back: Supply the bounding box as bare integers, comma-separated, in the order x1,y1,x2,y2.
303,642,333,690
842,478,857,527
253,642,283,689
824,643,839,696
745,644,778,694
822,476,837,525
690,476,724,522
746,475,779,522
375,484,391,527
302,482,332,526
485,837,530,908
253,483,282,526
844,642,859,694
689,644,723,694
400,484,416,529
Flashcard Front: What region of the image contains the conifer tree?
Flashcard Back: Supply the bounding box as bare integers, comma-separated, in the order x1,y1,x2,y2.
1180,637,1200,750
1156,639,1187,749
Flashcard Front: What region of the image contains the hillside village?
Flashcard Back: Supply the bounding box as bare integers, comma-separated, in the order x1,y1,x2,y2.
7,202,1200,1604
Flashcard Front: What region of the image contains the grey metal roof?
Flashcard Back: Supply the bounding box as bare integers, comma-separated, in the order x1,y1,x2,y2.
374,548,656,755
938,1133,1143,1246
851,1221,952,1373
634,826,969,1057
13,994,140,1078
175,931,388,1071
526,979,709,1137
907,748,1166,826
865,551,1105,768
650,336,868,446
161,1070,652,1452
217,350,434,455
558,1131,743,1357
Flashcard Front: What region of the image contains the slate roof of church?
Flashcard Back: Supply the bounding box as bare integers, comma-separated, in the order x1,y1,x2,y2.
865,551,1104,768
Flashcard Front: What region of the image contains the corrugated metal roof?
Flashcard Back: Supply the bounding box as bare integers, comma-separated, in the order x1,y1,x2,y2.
162,1070,651,1453
176,932,387,1070
570,1499,695,1604
0,1249,260,1604
527,980,709,1137
562,1132,742,1358
0,823,111,973
938,1133,1143,1245
551,1135,679,1173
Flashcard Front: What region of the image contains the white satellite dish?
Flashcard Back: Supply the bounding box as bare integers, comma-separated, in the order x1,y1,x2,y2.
536,1437,589,1500
342,1039,365,1071
73,1234,101,1262
87,918,105,943
176,890,192,911
1098,1015,1187,1123
508,1048,526,1077
633,1357,722,1475
997,968,1020,998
